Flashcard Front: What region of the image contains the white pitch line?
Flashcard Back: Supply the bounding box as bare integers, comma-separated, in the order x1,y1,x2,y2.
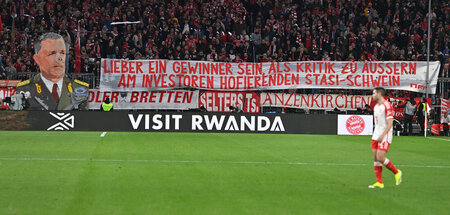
427,137,450,142
0,157,449,169
100,132,107,137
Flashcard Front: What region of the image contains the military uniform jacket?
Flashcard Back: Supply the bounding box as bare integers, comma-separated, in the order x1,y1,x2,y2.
15,74,90,110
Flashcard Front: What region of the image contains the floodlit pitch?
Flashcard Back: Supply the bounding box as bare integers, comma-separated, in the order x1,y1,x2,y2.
0,131,448,214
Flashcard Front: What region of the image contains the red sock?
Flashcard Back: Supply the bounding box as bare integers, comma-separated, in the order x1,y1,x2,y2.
374,162,383,183
383,158,399,174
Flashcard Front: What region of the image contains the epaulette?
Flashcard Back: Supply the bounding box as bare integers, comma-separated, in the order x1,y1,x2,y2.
17,80,30,87
74,79,89,87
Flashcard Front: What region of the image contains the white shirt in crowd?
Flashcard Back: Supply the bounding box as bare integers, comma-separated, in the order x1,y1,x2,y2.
442,114,450,124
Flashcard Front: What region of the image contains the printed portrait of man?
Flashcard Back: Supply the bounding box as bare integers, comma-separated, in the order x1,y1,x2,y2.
15,32,89,110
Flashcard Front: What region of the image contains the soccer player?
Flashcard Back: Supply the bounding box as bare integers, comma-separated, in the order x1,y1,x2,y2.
369,87,402,188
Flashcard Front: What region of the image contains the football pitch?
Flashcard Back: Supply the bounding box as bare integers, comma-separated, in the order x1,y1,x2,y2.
0,131,449,215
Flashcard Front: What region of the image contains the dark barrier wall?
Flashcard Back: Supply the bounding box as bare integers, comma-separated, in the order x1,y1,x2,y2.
0,111,337,134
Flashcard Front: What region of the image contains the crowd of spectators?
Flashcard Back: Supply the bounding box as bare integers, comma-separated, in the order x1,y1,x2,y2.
0,0,449,95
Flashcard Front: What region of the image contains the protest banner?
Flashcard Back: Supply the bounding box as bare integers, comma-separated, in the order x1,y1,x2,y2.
88,90,198,110
0,88,16,109
261,93,372,110
100,59,440,94
198,91,260,113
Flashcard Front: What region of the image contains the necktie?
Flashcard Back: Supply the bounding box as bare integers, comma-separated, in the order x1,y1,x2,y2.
52,83,59,102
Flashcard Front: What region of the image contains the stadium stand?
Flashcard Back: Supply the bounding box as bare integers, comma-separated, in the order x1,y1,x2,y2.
0,0,448,99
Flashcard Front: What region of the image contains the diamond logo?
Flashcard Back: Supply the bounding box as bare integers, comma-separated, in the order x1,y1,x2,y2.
47,112,75,131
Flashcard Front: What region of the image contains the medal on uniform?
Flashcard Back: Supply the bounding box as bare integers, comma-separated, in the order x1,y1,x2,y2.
35,82,42,94
67,82,73,93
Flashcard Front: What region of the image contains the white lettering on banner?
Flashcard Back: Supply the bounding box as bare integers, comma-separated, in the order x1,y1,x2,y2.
261,93,372,110
241,116,255,131
224,116,239,130
100,59,441,94
191,115,285,131
129,114,143,129
199,91,260,113
89,90,198,110
205,115,225,130
128,114,183,130
192,115,203,130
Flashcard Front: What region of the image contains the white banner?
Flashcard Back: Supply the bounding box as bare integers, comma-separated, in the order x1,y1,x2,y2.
442,99,449,123
88,90,198,110
0,88,16,109
261,93,372,110
100,59,440,93
199,91,261,113
338,115,373,135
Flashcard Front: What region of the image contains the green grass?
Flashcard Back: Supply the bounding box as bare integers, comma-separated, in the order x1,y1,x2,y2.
0,131,449,215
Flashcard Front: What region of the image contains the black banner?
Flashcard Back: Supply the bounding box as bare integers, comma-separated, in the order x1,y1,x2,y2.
0,111,337,134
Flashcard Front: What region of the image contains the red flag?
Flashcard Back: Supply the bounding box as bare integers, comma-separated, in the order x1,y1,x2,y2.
10,5,16,53
0,15,3,34
11,17,15,54
75,23,81,73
